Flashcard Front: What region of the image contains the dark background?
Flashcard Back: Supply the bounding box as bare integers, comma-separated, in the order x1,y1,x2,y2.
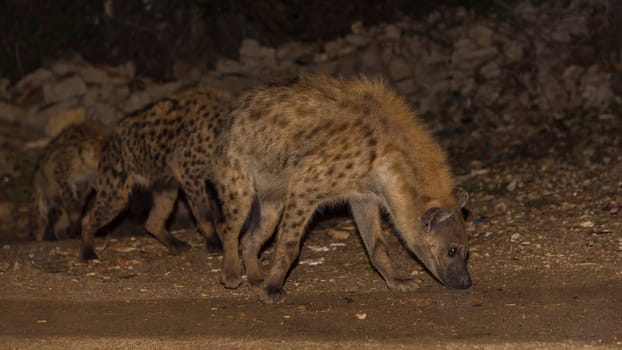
4,0,618,84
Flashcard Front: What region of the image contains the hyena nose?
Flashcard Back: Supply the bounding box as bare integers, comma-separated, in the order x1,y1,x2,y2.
459,274,472,289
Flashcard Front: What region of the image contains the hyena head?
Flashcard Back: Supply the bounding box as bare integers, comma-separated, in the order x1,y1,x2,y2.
413,187,471,289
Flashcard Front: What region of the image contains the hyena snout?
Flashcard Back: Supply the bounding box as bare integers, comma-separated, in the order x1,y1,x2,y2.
443,266,472,289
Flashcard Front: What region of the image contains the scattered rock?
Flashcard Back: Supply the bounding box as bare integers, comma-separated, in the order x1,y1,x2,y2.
394,78,417,96
345,34,369,47
0,79,9,98
470,24,495,47
215,59,246,76
550,15,587,43
239,39,276,66
14,68,54,94
383,24,401,40
0,202,13,223
452,39,498,65
580,221,595,228
46,107,86,137
326,229,351,241
86,103,121,124
351,21,364,34
507,179,518,192
122,91,152,113
42,75,87,104
386,57,412,81
145,81,185,101
0,102,26,123
276,42,315,64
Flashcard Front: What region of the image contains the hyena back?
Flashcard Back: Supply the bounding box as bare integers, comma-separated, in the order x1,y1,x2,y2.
31,120,110,241
216,75,471,303
79,88,233,261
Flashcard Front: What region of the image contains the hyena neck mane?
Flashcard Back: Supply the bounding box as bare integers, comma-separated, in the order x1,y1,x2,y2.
341,77,456,207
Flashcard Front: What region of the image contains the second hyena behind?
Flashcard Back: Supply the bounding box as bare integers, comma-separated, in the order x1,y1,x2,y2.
31,120,110,241
213,75,471,303
79,88,233,261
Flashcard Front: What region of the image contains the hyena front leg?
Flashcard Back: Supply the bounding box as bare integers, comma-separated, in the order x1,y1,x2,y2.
64,201,83,239
30,197,48,241
66,181,95,239
145,186,191,254
242,199,283,287
52,207,71,240
350,198,418,291
57,181,79,240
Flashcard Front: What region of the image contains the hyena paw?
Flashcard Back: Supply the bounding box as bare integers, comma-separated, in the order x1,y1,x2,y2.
259,284,286,304
168,239,192,255
386,277,420,292
204,235,222,254
220,271,242,289
246,275,263,288
79,247,100,262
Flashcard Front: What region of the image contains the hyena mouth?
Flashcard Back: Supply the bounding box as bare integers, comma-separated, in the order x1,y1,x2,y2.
443,272,472,289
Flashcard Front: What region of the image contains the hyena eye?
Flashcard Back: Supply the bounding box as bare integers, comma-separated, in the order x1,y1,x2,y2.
448,247,458,257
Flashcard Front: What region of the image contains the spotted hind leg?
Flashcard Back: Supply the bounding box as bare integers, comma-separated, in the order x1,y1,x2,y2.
145,186,191,254
80,179,131,261
242,199,283,287
261,193,317,303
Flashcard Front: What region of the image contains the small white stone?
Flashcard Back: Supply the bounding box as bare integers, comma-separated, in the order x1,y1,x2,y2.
580,221,594,228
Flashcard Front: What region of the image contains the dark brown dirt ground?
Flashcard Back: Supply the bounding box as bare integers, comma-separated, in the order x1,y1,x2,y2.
1,114,621,349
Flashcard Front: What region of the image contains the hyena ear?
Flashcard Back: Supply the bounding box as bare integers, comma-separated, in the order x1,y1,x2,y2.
420,207,454,233
453,187,469,208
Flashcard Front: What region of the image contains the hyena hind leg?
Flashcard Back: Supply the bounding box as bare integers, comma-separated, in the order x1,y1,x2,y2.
80,183,131,261
242,199,284,287
350,198,418,292
145,186,191,254
202,182,223,253
215,179,257,290
261,195,317,304
171,166,220,253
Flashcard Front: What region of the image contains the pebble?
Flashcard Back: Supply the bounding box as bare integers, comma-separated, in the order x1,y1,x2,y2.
326,229,350,240
506,179,518,192
580,221,595,228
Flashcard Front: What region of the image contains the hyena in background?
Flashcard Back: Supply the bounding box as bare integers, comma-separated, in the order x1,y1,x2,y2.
31,120,110,241
213,75,471,303
79,88,233,261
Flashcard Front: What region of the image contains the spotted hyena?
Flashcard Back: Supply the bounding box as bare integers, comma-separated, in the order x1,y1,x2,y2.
30,120,110,241
211,75,471,303
79,88,233,261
